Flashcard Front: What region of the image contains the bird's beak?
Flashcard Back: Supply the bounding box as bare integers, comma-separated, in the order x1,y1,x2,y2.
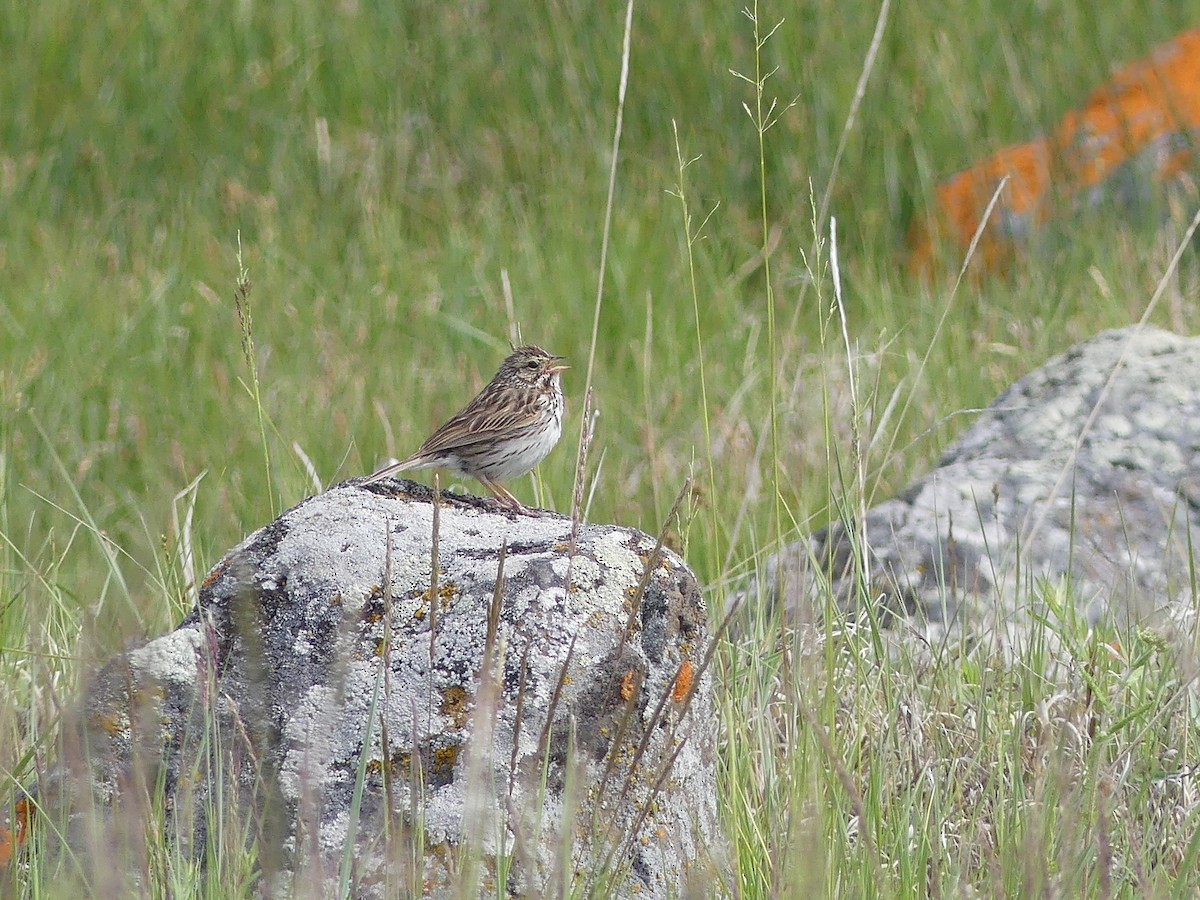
548,362,570,375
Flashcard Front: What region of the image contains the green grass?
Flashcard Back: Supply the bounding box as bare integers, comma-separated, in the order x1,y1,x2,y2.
3,0,1200,895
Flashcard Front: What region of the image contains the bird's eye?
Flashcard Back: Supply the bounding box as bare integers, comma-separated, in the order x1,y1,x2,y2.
526,360,539,369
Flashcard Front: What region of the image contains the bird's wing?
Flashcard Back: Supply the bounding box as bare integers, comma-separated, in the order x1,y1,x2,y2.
414,392,539,457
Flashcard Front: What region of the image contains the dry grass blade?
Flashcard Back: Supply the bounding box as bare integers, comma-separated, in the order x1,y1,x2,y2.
796,692,885,886
380,519,396,847
813,0,892,235
231,235,276,518
619,476,692,655
569,386,596,556
1020,202,1200,551
573,0,634,511
484,539,506,678
428,472,441,657
592,592,741,887
507,646,531,802
584,675,642,850
562,387,596,630
535,633,580,773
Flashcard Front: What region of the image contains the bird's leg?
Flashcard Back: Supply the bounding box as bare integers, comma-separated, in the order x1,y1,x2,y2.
481,478,526,513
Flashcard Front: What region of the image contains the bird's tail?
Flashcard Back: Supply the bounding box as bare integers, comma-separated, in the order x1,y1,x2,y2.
363,456,425,485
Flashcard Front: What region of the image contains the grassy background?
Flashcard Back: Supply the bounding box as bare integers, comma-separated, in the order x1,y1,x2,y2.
2,0,1199,895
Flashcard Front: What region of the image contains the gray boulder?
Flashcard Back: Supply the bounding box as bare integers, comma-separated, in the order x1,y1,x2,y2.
765,326,1200,645
33,482,721,897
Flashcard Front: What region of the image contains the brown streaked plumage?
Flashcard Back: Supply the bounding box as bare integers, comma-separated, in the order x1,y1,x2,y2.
365,345,567,512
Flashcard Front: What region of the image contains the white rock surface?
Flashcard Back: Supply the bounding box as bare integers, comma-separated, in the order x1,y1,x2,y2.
53,482,721,897
762,326,1200,646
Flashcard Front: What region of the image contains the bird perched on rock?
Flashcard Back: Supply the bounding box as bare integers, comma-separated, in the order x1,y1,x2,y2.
365,345,568,512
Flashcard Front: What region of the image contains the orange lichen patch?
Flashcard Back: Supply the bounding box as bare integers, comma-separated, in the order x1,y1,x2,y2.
0,796,33,868
907,137,1052,273
200,557,230,591
909,27,1200,275
620,668,639,702
671,660,694,703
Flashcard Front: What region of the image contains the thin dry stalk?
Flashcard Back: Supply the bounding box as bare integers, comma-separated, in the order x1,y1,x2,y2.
615,724,692,876
380,520,396,849
507,646,531,801
429,473,441,657
619,477,691,655
591,594,741,887
407,698,424,879
231,235,275,518
584,681,643,854
569,387,596,558
455,545,509,897
1021,202,1200,550
590,676,678,873
534,634,580,772
572,0,633,509
813,0,892,237
1097,789,1112,900
484,540,506,677
502,648,540,896
796,694,886,887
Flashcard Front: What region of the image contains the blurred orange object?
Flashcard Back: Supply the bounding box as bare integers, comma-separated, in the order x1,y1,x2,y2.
0,794,33,868
908,27,1200,274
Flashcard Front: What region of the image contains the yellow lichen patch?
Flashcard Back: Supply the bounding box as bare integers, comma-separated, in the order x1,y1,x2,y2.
91,709,129,736
391,750,412,779
129,684,166,705
431,744,461,783
420,579,458,607
439,686,471,728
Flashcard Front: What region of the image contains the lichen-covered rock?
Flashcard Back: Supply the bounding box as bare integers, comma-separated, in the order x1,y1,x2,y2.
763,326,1200,644
40,482,721,897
